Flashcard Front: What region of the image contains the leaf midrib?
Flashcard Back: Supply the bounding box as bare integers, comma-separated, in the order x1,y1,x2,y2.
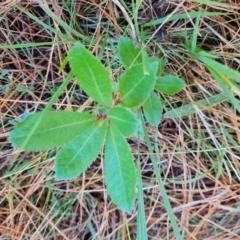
59,123,100,175
81,51,107,105
121,72,148,101
15,118,95,138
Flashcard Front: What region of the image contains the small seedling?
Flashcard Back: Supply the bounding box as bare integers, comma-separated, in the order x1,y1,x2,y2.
9,37,185,212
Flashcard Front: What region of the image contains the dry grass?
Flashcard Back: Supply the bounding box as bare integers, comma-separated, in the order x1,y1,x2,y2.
1,0,240,239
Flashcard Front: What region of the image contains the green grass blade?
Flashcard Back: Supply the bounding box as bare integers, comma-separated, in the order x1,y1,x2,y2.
14,5,75,42
137,158,148,240
36,3,91,42
196,54,240,83
168,166,214,184
0,155,44,179
192,0,238,8
164,93,229,118
140,112,182,240
143,11,230,27
191,9,202,53
207,67,240,113
0,42,63,49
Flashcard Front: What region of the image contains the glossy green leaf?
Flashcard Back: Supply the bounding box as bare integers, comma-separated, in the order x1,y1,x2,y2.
119,62,158,107
9,111,96,151
143,91,163,127
107,106,138,136
118,36,142,69
155,76,185,95
55,121,107,180
104,125,136,212
69,42,112,106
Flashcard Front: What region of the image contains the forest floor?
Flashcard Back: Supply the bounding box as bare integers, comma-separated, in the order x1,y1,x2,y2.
1,0,240,239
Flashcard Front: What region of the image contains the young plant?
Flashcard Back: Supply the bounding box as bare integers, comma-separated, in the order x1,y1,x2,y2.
9,37,185,212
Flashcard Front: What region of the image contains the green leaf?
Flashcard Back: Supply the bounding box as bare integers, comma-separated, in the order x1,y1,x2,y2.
69,42,112,107
119,62,158,107
149,57,167,76
9,111,96,151
55,121,107,180
107,106,138,136
132,111,145,140
155,76,185,95
104,125,136,212
143,91,163,127
118,36,142,69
